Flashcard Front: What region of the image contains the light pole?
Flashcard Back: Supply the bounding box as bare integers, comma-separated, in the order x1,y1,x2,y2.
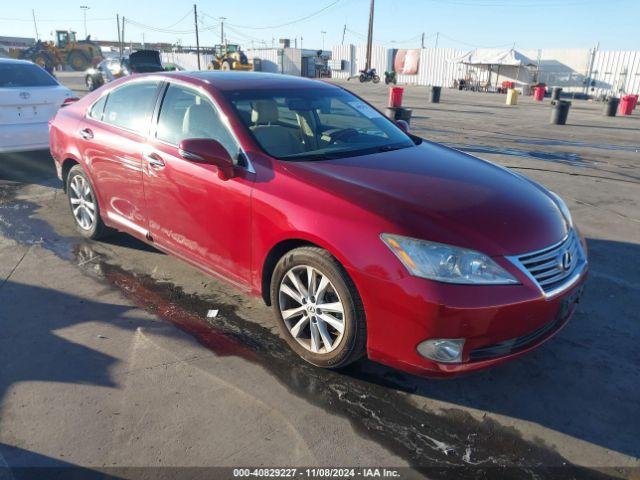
321,31,326,51
80,5,89,38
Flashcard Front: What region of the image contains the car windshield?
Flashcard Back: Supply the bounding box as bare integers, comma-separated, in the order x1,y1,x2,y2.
0,63,58,88
224,88,415,160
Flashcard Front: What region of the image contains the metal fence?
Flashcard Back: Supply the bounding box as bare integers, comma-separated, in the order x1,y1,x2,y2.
331,44,640,95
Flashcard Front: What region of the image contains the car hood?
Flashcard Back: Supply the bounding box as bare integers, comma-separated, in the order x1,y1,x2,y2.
283,141,568,256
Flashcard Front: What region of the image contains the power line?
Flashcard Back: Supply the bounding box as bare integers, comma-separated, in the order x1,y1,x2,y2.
225,0,343,30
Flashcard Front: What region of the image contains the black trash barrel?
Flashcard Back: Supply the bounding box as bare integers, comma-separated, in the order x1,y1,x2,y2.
551,87,562,101
385,107,412,124
550,100,571,125
430,86,441,103
604,97,619,117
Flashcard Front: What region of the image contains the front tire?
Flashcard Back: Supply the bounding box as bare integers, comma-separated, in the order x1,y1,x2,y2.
270,247,366,369
372,75,381,84
66,165,108,239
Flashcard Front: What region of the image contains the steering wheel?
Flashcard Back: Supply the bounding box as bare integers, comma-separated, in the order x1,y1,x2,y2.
328,128,360,143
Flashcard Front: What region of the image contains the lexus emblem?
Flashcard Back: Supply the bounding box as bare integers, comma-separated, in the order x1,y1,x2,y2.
560,251,573,271
19,91,31,100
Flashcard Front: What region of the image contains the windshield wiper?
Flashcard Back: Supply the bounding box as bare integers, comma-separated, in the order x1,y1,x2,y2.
377,144,412,153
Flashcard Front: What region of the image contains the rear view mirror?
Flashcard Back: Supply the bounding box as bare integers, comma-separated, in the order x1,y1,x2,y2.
396,119,410,133
178,138,235,180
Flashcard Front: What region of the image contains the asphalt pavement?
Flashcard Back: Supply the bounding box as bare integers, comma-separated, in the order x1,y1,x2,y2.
0,73,638,479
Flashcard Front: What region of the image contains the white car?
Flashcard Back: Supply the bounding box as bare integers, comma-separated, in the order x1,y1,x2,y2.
0,58,76,153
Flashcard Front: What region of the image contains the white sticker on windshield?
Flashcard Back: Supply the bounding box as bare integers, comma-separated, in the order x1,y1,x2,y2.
348,100,383,119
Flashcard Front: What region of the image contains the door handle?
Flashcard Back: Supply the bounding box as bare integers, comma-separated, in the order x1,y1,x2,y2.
79,127,94,140
144,152,165,168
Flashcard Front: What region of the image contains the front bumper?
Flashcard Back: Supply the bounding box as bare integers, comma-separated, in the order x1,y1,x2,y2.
0,122,50,153
356,241,588,378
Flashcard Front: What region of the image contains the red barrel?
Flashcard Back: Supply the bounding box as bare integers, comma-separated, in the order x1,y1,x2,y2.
533,86,546,101
388,87,404,108
618,95,634,115
630,94,639,111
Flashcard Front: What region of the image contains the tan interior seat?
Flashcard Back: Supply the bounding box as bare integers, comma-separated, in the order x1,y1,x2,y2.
182,103,218,139
250,99,304,157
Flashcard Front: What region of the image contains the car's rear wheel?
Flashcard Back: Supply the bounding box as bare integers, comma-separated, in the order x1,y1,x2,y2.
270,247,366,368
66,165,108,239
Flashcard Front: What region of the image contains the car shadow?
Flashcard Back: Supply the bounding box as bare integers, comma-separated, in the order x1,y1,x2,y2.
0,443,122,480
343,237,640,459
0,150,60,188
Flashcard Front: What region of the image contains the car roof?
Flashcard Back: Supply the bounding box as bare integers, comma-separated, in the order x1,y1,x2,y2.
171,71,337,92
0,58,37,65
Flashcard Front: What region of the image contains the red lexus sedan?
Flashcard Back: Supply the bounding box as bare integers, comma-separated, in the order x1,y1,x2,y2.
49,72,588,377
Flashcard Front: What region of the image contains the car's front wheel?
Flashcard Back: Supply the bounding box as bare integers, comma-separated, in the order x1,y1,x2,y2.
66,165,108,239
270,246,366,368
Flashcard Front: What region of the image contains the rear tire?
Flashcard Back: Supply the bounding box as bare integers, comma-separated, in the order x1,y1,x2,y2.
66,165,108,240
359,74,366,83
270,246,366,369
221,60,232,71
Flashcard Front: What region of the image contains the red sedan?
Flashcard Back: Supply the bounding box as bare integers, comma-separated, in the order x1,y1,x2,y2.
49,72,588,377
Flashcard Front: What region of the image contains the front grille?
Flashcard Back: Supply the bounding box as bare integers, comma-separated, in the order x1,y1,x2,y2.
469,318,560,361
512,230,584,295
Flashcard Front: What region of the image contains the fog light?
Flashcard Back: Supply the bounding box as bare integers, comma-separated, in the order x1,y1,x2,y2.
417,339,465,363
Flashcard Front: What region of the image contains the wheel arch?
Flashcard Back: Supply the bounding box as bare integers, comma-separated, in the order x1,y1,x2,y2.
259,235,356,306
60,158,80,193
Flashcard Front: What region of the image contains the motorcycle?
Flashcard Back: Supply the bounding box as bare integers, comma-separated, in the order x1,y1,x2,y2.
358,68,380,84
384,71,397,85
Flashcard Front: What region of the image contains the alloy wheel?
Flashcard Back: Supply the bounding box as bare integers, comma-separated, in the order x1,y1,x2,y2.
69,174,96,230
278,265,346,354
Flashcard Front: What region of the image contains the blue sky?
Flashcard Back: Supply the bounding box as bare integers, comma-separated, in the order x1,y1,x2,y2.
2,0,638,51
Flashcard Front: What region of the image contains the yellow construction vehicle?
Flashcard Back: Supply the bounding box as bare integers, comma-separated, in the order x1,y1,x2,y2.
209,44,252,71
53,30,103,71
7,30,102,72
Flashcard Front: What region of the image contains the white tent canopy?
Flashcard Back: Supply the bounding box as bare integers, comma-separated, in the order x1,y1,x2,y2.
452,48,537,67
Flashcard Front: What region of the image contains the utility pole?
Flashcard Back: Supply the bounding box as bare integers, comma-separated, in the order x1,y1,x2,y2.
421,32,425,49
341,24,346,45
193,4,201,70
219,17,226,45
321,31,326,51
80,6,89,38
365,0,375,71
116,14,121,57
31,9,39,40
121,17,126,56
434,31,439,49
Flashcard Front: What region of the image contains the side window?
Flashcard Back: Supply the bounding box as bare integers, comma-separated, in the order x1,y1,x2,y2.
156,84,239,160
88,95,107,120
102,81,160,134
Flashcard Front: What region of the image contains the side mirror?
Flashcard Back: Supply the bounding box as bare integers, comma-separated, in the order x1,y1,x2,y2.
396,119,409,133
178,138,235,180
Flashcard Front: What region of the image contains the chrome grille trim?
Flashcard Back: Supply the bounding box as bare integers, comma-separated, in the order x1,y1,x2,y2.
507,230,587,298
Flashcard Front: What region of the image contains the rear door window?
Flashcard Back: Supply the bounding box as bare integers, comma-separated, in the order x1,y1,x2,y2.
88,95,108,120
0,63,58,87
102,81,160,135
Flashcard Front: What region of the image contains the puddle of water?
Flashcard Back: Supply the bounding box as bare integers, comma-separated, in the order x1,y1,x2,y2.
0,187,617,479
446,144,591,168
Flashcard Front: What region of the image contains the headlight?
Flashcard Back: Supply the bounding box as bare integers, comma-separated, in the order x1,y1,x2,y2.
549,191,573,228
381,234,518,285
